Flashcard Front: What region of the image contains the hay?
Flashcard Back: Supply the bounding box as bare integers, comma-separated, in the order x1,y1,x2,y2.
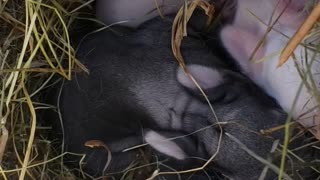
0,0,87,179
0,0,319,179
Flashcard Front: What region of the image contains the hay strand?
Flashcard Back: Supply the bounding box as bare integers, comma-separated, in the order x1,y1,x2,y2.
278,2,320,67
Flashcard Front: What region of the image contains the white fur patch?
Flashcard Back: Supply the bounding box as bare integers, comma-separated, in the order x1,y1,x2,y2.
96,0,211,28
177,65,222,90
144,131,186,160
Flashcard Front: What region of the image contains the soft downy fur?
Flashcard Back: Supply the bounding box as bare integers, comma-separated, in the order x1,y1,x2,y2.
95,0,236,28
220,0,320,136
52,13,290,179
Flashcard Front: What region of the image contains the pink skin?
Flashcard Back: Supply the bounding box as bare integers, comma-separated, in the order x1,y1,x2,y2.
95,0,195,28
221,0,320,132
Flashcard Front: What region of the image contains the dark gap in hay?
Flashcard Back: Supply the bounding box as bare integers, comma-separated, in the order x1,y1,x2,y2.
0,0,319,179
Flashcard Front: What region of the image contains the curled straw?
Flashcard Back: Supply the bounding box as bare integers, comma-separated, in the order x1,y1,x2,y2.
171,0,214,69
278,2,320,67
171,1,215,112
84,140,112,174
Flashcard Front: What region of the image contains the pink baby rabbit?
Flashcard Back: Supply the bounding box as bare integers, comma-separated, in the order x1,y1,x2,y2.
220,0,320,135
95,0,185,28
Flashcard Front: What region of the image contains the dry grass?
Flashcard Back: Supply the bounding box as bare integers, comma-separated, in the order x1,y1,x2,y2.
0,0,319,179
0,0,88,179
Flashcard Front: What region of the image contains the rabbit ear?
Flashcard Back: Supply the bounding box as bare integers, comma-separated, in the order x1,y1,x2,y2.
145,130,206,160
176,64,223,91
144,130,187,160
220,25,265,78
274,0,306,28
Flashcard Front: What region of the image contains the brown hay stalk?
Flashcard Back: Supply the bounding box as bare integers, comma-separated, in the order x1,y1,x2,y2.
278,2,320,67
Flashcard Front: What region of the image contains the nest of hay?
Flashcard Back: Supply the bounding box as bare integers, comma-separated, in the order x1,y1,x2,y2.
0,0,319,179
0,0,88,179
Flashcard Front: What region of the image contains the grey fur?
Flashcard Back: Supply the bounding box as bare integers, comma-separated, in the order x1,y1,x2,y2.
59,15,286,179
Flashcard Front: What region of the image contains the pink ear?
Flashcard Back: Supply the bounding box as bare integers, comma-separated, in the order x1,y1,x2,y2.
176,65,223,90
276,0,306,13
271,0,306,28
144,131,187,160
220,25,265,77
